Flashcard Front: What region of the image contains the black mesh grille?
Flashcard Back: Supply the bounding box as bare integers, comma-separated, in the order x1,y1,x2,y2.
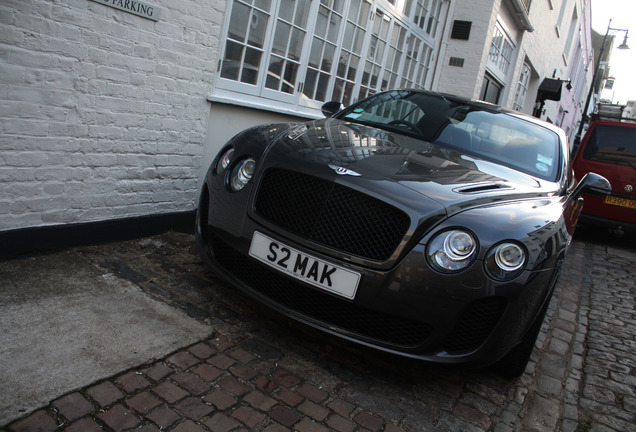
255,168,410,261
443,297,507,354
212,235,433,348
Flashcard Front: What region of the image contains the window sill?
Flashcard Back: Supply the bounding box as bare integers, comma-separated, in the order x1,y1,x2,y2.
207,90,321,121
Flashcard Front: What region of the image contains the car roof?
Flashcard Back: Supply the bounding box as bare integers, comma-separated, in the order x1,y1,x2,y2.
587,119,636,129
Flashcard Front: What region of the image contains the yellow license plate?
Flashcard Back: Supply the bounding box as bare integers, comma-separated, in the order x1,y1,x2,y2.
605,195,636,209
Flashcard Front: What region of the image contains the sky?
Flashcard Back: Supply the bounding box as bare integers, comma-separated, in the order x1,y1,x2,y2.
591,0,636,104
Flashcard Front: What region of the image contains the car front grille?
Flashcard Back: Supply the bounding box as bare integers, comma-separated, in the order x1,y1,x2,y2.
212,235,433,348
443,297,507,354
254,168,410,261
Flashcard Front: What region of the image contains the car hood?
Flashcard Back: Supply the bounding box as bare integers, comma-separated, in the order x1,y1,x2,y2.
261,118,557,215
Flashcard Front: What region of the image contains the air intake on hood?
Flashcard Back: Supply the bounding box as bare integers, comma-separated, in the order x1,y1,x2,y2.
455,183,512,194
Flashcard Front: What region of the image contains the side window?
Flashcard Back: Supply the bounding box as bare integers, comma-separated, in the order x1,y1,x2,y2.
475,118,559,179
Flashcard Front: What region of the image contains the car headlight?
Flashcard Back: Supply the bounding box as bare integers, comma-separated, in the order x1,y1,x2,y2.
485,242,526,280
427,229,477,272
229,157,256,191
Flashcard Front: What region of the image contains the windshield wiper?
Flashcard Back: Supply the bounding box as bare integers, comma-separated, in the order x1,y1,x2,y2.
591,155,636,169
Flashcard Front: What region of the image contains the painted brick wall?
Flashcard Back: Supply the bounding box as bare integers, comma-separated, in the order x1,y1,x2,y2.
0,0,223,231
436,0,499,100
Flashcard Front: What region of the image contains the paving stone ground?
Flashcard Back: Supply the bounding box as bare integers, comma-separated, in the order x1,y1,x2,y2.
2,227,634,432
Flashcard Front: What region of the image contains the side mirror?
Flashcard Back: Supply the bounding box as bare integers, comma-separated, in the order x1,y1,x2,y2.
321,101,342,118
571,172,611,200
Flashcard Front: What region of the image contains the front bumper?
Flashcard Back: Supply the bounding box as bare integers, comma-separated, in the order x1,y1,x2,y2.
196,191,559,368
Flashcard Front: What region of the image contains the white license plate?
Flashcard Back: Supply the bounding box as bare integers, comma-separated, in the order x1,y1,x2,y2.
249,231,361,300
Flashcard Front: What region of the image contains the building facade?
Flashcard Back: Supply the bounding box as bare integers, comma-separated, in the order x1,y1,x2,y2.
436,0,594,145
0,0,594,249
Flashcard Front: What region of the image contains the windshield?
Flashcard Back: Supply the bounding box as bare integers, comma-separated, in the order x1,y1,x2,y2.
582,124,636,169
337,90,562,181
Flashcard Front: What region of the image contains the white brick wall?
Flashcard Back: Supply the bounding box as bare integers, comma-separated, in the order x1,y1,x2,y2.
0,0,223,231
435,0,499,100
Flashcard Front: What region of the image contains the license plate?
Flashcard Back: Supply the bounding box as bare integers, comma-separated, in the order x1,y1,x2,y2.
249,232,361,300
605,195,636,209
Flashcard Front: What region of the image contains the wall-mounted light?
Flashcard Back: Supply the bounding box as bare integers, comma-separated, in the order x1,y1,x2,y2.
617,30,629,50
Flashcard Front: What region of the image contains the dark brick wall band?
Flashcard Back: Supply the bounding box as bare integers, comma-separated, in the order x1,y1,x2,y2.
0,211,196,258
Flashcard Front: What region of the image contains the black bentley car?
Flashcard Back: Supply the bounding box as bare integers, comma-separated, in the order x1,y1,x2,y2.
196,90,609,377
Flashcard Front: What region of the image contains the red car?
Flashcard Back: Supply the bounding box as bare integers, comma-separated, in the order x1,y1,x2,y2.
573,118,636,232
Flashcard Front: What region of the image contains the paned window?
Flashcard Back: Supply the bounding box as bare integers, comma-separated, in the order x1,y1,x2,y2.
400,35,432,90
333,0,372,107
216,0,441,115
488,25,514,78
411,0,429,29
404,0,441,37
220,0,272,86
481,74,503,104
382,22,408,91
302,1,344,103
265,0,311,95
513,63,531,112
426,0,441,36
358,9,391,100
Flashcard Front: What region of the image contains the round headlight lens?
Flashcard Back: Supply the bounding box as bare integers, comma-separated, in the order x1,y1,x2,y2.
217,148,234,172
427,229,477,272
494,243,525,271
444,231,475,259
485,242,526,280
230,158,256,191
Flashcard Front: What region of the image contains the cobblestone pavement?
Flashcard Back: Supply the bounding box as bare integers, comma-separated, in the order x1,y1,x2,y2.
3,228,635,432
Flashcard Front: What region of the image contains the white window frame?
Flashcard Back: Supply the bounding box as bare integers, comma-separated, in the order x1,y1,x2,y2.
487,21,516,83
561,6,578,66
555,0,568,37
513,63,531,112
212,0,440,117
